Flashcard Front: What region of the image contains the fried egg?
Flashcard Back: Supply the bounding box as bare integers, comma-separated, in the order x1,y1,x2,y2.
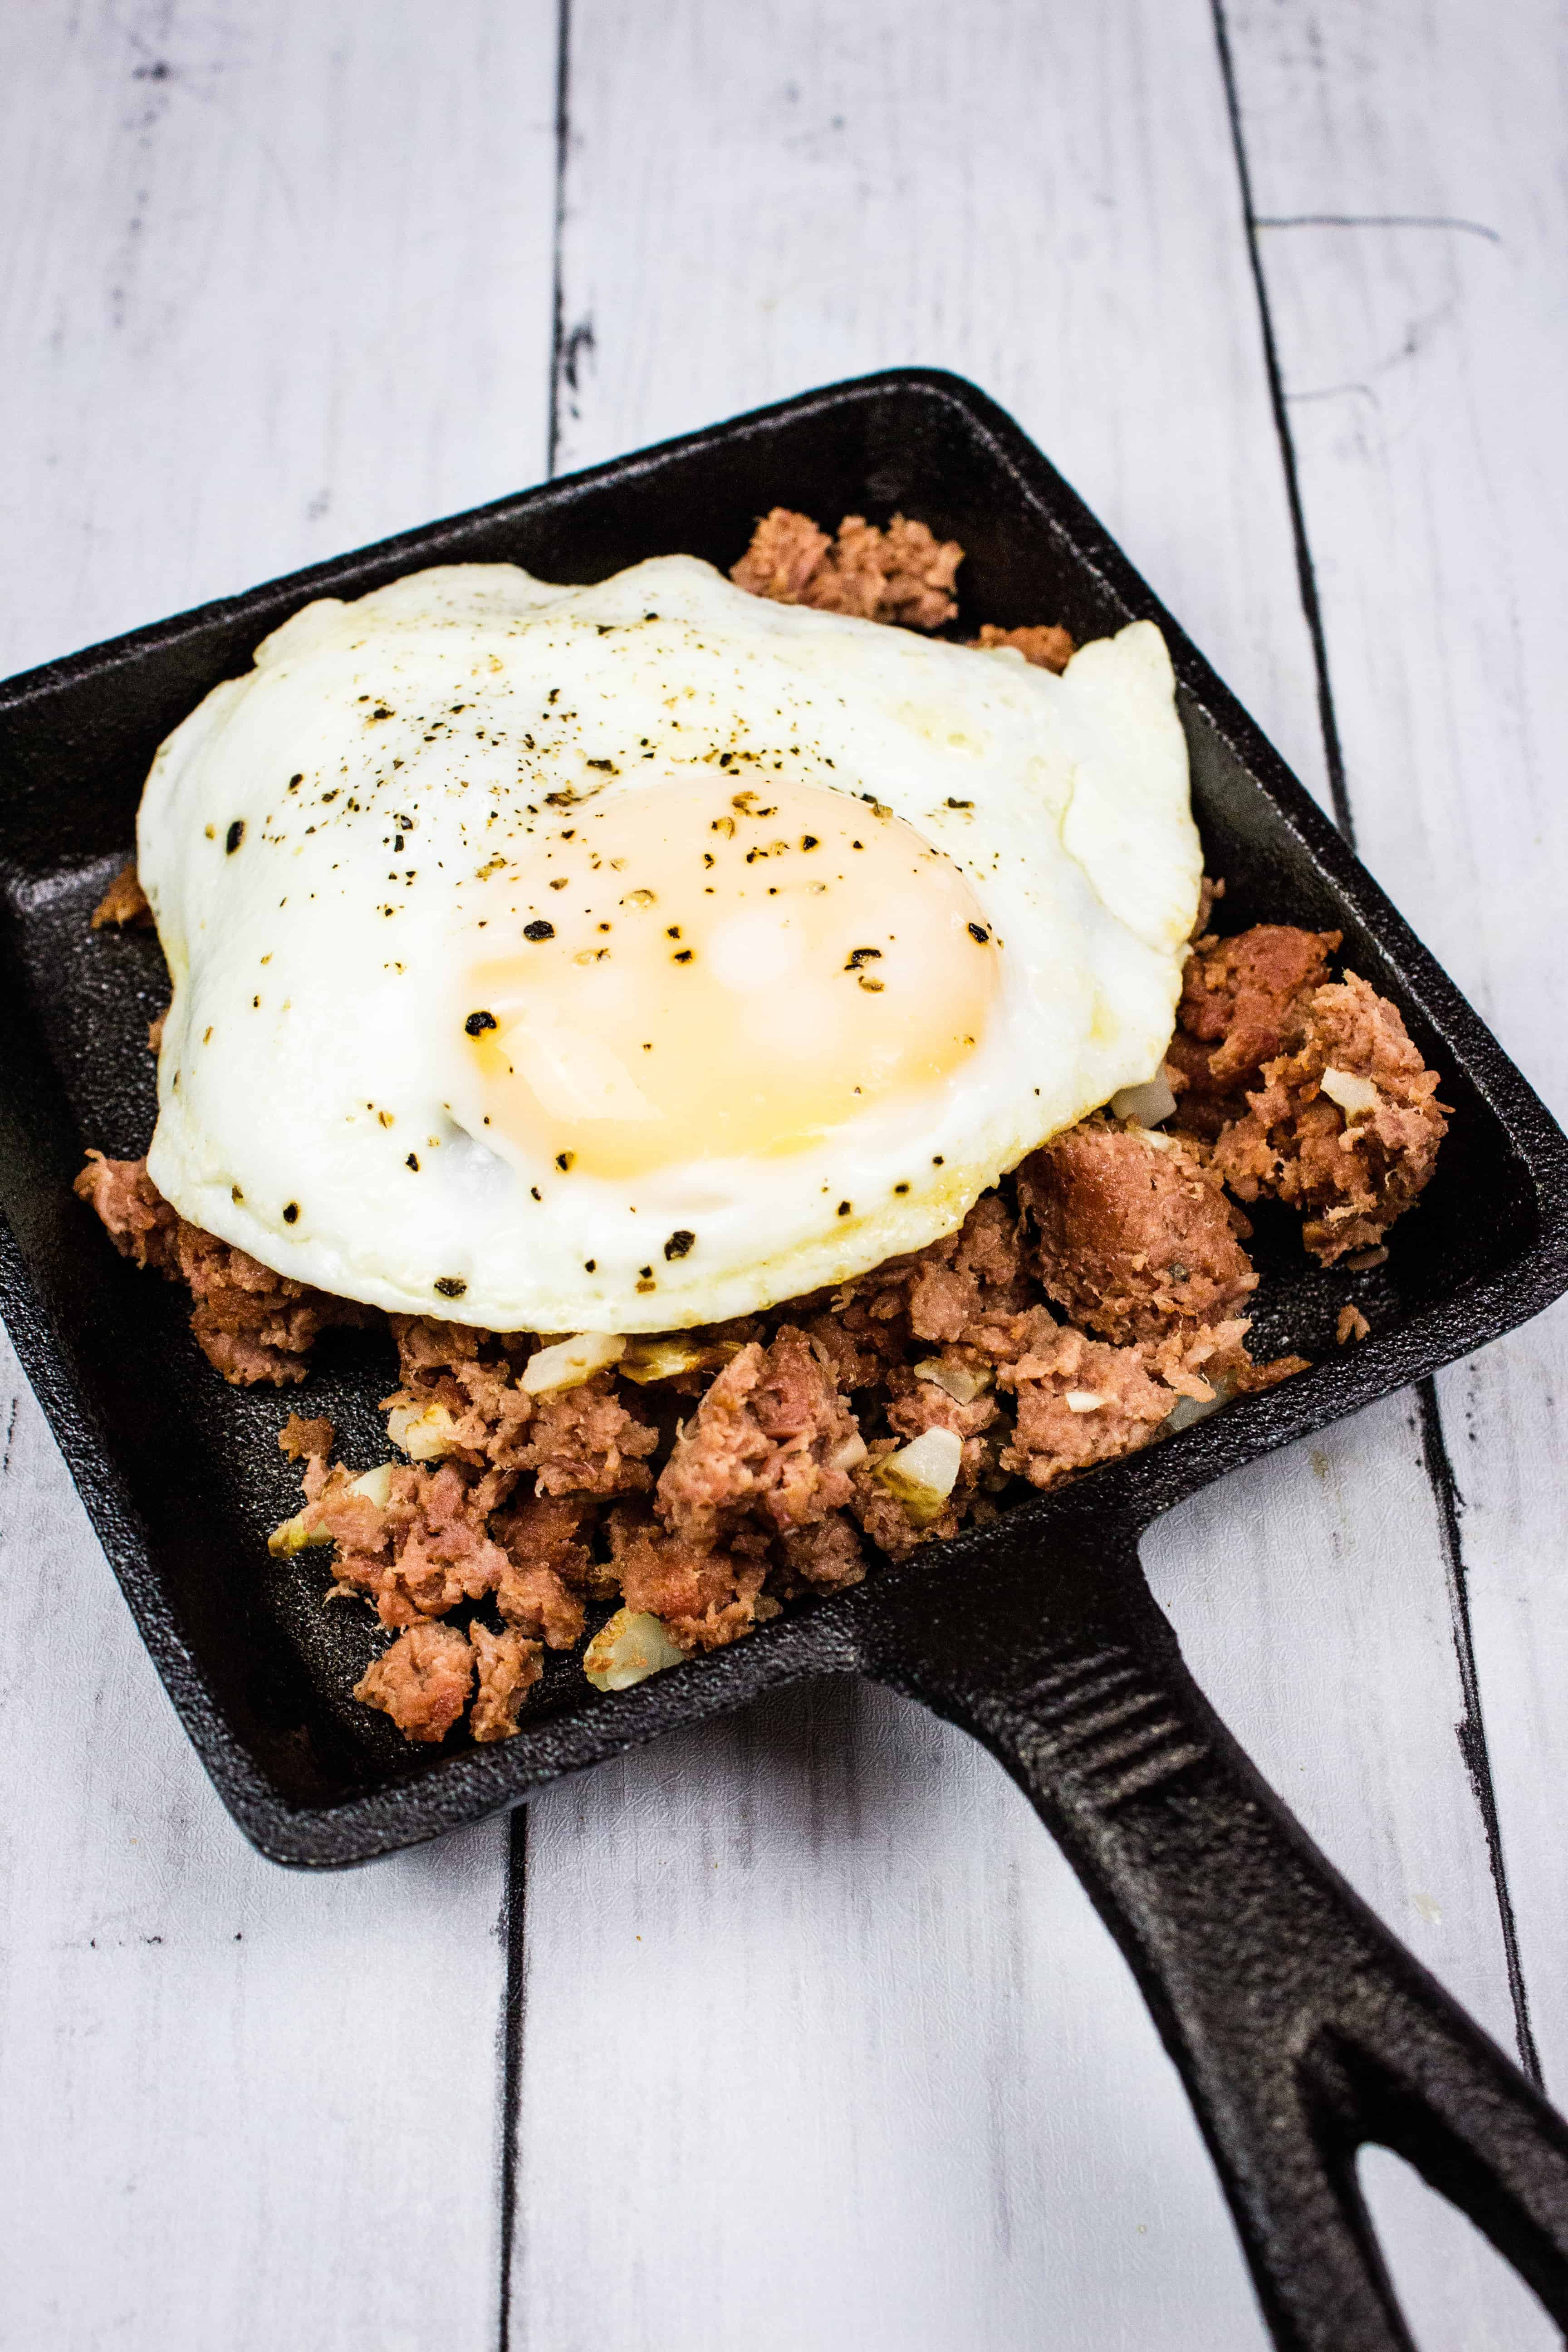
139,556,1200,1332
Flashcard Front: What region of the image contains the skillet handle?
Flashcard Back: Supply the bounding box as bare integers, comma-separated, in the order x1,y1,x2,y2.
846,1504,1568,2352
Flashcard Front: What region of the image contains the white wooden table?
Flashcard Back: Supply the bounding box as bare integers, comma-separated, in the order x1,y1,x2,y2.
2,6,1564,2345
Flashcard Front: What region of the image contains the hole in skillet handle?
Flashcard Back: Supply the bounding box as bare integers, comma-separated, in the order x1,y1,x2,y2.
844,1493,1568,2350
0,366,1565,1871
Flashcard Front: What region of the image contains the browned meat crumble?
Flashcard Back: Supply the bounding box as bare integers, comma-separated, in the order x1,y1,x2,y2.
488,1497,588,1647
1017,1120,1256,1346
91,861,154,930
470,1623,544,1743
968,621,1076,673
730,507,963,630
657,1326,859,1544
78,513,1449,1745
608,1506,776,1652
1211,970,1449,1264
354,1620,475,1744
74,1151,370,1384
526,1375,659,1498
1167,923,1341,1139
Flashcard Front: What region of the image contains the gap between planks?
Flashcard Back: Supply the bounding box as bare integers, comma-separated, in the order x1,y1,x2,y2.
498,1806,530,2352
1210,0,1542,2088
500,8,575,2337
546,0,574,479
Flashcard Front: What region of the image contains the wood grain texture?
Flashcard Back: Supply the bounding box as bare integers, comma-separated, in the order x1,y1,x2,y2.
517,1687,1265,2352
1357,2147,1558,2352
0,0,559,673
514,4,1545,2344
1226,0,1568,2110
0,1328,511,2350
0,1,1560,2346
0,4,558,2345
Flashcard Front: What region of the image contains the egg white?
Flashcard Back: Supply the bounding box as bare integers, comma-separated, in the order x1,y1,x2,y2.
140,556,1200,1333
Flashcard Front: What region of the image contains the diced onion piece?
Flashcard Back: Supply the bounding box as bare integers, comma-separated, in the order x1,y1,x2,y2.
873,1426,963,1526
267,1510,322,1558
913,1357,994,1404
1111,1071,1178,1127
522,1331,627,1394
387,1401,460,1460
267,1461,392,1554
1163,1378,1235,1435
1320,1066,1381,1121
620,1335,740,1385
1064,1390,1108,1413
583,1608,687,1692
829,1432,869,1474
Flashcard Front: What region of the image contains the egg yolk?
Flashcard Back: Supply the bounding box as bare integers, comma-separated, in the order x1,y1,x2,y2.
462,776,999,1180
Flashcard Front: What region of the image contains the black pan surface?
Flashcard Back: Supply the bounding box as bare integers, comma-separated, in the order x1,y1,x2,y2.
4,372,1568,2347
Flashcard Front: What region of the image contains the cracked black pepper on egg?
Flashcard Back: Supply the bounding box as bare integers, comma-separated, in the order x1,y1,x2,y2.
118,549,1200,1338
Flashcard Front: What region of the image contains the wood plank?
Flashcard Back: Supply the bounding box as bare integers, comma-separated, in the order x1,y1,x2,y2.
519,1687,1268,2352
0,4,559,2342
1358,2147,1559,2352
1225,0,1568,2106
0,0,559,671
0,1338,512,2349
517,3,1532,2342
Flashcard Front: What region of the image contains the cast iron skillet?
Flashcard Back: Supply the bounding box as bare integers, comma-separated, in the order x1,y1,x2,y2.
2,370,1567,2349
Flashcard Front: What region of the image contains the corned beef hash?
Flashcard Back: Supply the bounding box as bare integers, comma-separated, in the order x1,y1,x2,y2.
77,509,1448,1746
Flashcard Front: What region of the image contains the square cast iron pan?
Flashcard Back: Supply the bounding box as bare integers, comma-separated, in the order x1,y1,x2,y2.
4,371,1568,2347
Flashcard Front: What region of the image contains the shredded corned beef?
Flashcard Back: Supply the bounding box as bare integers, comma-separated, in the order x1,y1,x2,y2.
774,1513,866,1595
656,1324,859,1543
730,508,963,630
75,1150,177,1271
803,1190,1034,1389
1017,1121,1256,1346
91,860,153,930
1212,970,1448,1264
491,1491,593,1649
969,621,1076,672
354,1621,475,1743
905,1189,1035,1342
1167,924,1340,1138
279,1411,335,1473
522,1374,658,1498
882,1362,1002,1499
608,1506,774,1652
74,1151,368,1384
999,1323,1176,1490
382,1314,536,1470
495,1490,615,1599
78,509,1448,1746
848,1441,961,1558
495,1557,586,1649
470,1623,544,1742
312,1459,510,1628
